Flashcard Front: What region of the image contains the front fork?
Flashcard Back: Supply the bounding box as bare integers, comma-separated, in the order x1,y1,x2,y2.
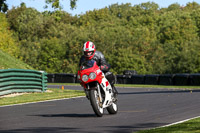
96,83,103,104
83,83,103,103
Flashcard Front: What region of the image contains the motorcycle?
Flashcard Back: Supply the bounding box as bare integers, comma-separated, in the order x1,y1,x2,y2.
78,60,118,117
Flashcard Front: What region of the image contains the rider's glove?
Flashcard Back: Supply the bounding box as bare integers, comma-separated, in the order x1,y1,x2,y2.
100,65,108,71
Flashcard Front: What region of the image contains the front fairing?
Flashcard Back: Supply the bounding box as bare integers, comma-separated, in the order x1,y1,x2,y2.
78,60,102,84
78,60,114,109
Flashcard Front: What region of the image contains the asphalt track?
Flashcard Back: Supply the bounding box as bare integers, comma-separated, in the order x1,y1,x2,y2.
1,85,200,133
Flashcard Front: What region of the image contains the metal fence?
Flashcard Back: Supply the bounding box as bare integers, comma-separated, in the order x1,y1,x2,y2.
0,69,48,96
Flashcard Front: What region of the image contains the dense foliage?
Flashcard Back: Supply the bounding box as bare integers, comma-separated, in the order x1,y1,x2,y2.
0,13,18,56
2,2,200,74
0,0,77,12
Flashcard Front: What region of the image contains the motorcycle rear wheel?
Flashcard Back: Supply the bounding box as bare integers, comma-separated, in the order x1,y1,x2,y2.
89,89,104,117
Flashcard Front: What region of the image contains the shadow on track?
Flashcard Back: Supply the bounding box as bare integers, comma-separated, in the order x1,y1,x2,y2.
0,127,79,133
31,113,96,118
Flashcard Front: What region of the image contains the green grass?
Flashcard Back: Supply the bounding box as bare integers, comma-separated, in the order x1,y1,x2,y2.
136,117,200,133
0,89,85,106
116,84,200,89
0,50,33,69
48,83,200,90
48,83,80,86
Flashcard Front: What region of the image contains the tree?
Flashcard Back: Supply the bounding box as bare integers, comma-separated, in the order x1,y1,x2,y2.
45,0,77,10
4,2,200,74
167,3,181,11
139,2,159,10
109,47,147,74
0,12,18,56
38,38,66,73
185,2,200,10
0,0,7,12
0,0,77,12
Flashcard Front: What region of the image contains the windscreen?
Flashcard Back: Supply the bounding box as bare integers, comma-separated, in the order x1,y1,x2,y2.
80,60,95,70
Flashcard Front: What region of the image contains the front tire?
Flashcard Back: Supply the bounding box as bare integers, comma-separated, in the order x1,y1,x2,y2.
107,102,118,114
89,89,104,117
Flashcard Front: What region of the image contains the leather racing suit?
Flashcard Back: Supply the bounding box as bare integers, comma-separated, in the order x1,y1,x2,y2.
79,51,110,73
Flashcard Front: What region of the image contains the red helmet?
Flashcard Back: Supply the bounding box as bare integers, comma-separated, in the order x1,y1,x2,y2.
83,41,96,59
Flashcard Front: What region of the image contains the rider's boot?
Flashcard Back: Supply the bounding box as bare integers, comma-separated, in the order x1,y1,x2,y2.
111,84,118,101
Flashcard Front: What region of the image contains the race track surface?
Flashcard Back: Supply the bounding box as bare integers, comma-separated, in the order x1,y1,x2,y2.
1,86,200,133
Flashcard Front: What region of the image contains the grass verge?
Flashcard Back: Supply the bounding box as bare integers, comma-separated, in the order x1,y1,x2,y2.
116,84,200,89
0,89,85,106
136,117,200,133
48,83,200,89
0,50,33,69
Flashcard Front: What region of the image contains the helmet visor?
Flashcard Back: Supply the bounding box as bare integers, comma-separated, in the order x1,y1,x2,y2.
84,51,94,57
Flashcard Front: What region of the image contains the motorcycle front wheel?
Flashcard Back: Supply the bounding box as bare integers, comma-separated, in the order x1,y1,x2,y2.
89,89,104,117
107,101,118,114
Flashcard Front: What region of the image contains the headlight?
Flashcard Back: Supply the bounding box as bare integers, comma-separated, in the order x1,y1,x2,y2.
82,75,88,82
89,72,96,80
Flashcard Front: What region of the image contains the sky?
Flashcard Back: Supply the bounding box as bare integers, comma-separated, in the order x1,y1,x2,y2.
6,0,200,16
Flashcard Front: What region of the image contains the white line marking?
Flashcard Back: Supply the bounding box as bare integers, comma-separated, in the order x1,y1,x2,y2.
160,115,200,128
0,96,85,108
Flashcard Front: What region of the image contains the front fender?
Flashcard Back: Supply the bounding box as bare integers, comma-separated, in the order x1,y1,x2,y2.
87,81,98,90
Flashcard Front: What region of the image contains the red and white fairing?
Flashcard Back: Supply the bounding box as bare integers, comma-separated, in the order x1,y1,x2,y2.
78,61,114,108
100,73,113,107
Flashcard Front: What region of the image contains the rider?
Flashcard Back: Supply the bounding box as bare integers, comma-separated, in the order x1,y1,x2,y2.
79,41,118,97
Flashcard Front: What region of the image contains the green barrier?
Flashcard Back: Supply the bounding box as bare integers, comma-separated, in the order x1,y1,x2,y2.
0,69,48,96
